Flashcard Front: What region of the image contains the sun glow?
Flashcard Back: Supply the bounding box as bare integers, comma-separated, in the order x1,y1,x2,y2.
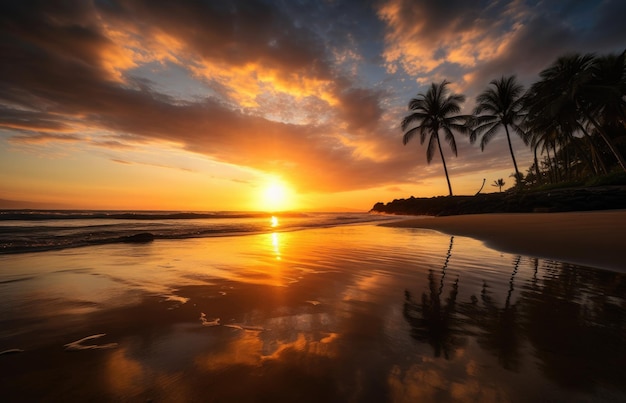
259,179,294,212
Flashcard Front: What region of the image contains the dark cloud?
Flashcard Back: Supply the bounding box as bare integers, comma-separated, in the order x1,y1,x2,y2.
464,14,576,94
463,0,626,97
9,133,81,144
587,0,626,50
335,86,385,132
384,0,491,40
99,0,333,79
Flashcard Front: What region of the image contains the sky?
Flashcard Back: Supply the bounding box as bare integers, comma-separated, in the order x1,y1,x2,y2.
1,0,625,211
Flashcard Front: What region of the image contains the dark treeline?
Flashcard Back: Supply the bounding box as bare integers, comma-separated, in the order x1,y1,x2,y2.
400,50,626,196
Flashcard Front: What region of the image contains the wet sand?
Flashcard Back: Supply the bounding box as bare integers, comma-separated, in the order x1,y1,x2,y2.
383,210,626,272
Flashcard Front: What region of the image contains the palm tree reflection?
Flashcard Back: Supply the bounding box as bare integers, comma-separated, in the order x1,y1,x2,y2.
403,236,467,359
403,235,626,392
463,256,522,371
520,263,626,389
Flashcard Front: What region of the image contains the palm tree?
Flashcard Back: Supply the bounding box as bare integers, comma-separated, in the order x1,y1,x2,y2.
402,81,467,196
492,178,505,192
585,50,626,171
469,76,526,186
526,53,625,173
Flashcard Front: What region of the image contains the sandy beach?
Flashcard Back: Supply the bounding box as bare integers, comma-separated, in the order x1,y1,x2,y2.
384,210,626,272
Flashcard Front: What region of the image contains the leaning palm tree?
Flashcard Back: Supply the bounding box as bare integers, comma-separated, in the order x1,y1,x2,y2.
469,76,526,185
402,80,467,196
527,53,625,173
585,50,626,171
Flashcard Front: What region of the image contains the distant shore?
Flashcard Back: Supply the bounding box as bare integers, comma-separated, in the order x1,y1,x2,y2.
383,210,626,273
371,186,626,216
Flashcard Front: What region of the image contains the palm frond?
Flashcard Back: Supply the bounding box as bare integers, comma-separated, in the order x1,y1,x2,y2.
400,80,467,186
426,133,438,163
442,127,458,156
479,124,501,151
401,112,428,131
402,126,420,145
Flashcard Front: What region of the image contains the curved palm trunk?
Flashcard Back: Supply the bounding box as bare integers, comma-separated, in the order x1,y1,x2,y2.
545,145,555,183
436,132,453,196
533,145,541,184
564,144,571,180
576,121,607,175
584,111,626,172
503,125,521,185
552,141,561,182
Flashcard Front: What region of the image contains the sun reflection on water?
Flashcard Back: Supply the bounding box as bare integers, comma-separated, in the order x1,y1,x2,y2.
271,232,281,260
270,215,279,228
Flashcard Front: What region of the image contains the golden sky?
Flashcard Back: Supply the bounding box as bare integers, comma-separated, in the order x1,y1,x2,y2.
1,0,625,211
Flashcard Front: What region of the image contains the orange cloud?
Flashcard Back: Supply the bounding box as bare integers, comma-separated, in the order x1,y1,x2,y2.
8,133,81,144
0,0,555,203
377,0,523,86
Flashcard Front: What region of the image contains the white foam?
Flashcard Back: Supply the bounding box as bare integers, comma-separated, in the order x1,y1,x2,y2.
223,323,268,332
164,294,190,304
0,348,24,355
64,334,118,351
199,313,220,326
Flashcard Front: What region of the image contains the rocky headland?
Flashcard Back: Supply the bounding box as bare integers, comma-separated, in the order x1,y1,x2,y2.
371,186,626,216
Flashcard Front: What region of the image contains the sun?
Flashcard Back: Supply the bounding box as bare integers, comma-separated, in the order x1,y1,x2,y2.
259,179,294,211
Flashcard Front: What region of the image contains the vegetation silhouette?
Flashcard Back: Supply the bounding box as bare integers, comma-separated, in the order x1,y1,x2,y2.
474,178,486,195
469,76,526,186
401,81,468,196
397,50,626,199
492,178,505,192
525,54,604,182
523,51,626,185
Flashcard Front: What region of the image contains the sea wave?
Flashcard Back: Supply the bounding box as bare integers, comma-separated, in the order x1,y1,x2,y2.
0,210,308,221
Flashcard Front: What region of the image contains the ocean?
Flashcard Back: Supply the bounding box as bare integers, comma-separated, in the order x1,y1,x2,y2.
1,211,625,401
0,210,398,254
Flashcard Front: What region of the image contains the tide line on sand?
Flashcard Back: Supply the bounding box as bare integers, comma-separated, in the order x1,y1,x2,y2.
383,210,626,273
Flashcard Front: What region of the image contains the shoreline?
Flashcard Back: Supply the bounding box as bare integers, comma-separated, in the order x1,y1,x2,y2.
382,210,626,273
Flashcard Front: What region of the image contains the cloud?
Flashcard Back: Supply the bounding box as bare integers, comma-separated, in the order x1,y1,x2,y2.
8,133,81,144
0,108,78,134
109,157,196,173
335,85,385,132
0,0,420,194
1,0,625,201
98,0,338,108
93,139,136,150
377,0,517,81
377,0,626,93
